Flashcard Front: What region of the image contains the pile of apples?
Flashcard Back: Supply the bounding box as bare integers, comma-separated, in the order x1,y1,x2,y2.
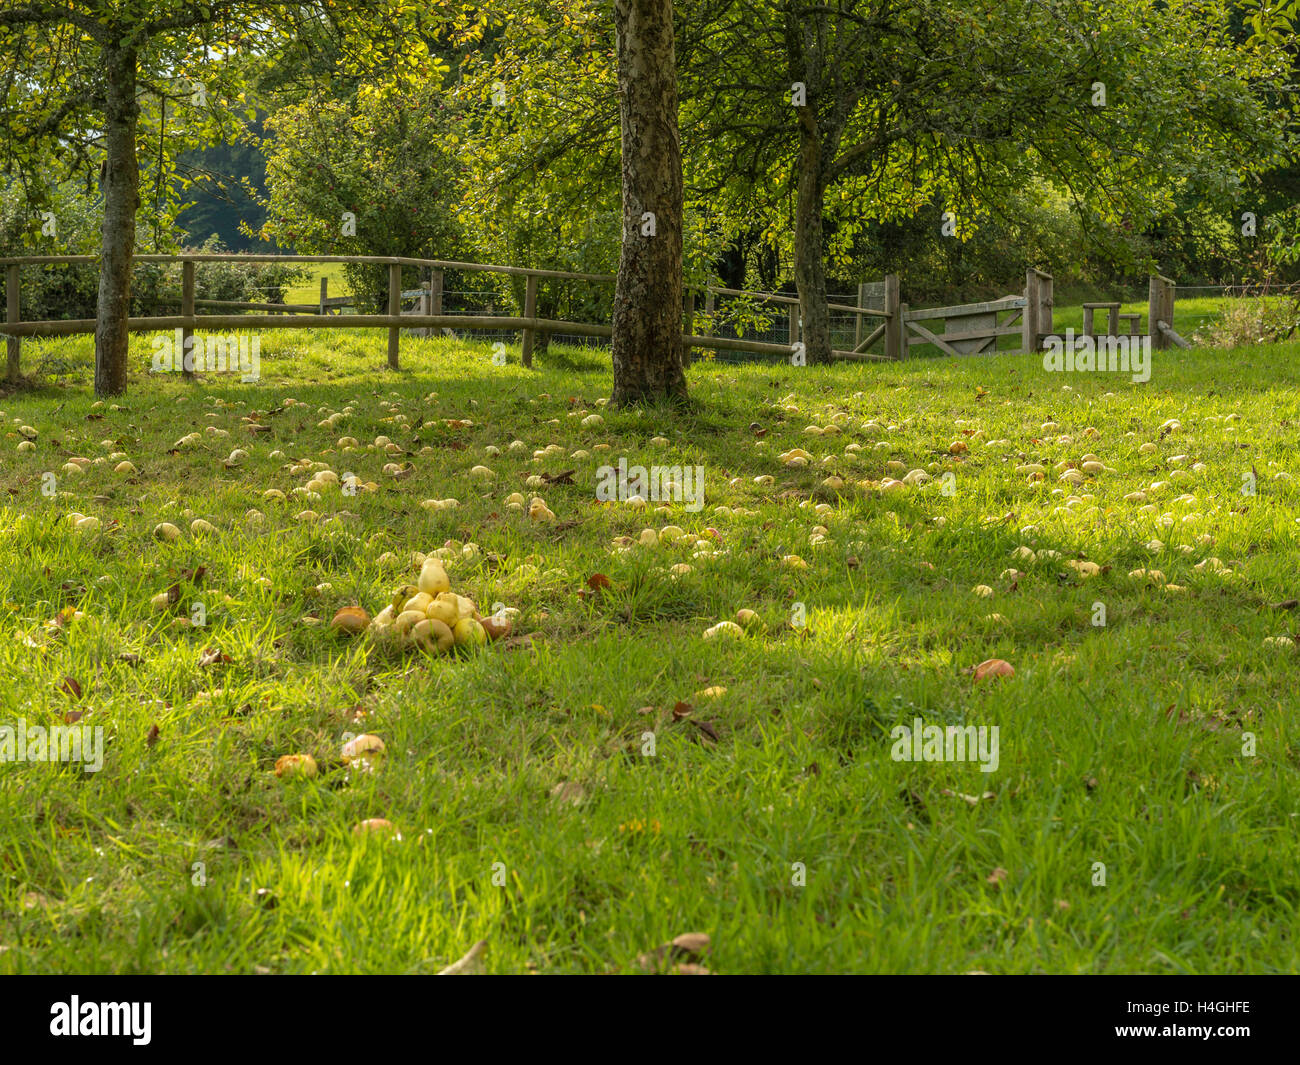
332,556,512,654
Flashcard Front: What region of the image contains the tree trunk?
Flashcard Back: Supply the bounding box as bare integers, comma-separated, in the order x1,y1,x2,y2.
794,113,832,365
610,0,687,407
94,41,140,397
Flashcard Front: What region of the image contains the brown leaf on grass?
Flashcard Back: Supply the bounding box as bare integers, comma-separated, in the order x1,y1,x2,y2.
145,724,160,748
437,939,488,975
586,573,611,591
671,701,693,721
58,676,82,700
940,788,995,806
691,720,719,744
986,867,1008,885
550,781,586,805
1269,599,1298,611
199,648,232,668
635,932,711,972
117,652,140,666
540,469,575,485
636,705,657,715
64,710,85,725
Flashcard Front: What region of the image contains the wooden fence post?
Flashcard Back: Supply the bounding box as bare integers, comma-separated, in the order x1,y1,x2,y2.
318,276,328,315
521,272,538,368
788,304,799,348
1148,274,1174,350
6,264,19,384
1022,269,1039,354
387,263,401,369
425,271,439,338
181,259,195,377
702,288,715,359
854,282,867,350
884,273,902,360
429,270,443,319
683,287,695,368
1039,271,1054,338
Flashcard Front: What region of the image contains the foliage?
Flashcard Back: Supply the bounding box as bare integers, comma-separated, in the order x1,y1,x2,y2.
256,71,468,313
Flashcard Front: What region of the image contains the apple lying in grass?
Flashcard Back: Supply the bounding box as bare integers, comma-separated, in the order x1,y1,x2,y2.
274,754,318,779
453,617,487,649
332,606,371,636
418,558,450,595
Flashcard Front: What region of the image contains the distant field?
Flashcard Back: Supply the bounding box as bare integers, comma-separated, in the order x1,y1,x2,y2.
283,262,348,306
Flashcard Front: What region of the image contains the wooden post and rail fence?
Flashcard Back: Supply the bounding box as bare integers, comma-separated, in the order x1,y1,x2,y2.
0,253,1188,384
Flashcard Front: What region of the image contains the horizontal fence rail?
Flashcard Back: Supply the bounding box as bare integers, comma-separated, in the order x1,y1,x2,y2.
0,254,909,377
0,252,1187,383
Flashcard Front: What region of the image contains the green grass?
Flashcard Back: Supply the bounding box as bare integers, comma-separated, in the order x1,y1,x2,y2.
1,327,1298,974
283,262,348,306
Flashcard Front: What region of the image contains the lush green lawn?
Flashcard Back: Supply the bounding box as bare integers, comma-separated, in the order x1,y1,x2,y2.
1,328,1297,973
282,262,347,306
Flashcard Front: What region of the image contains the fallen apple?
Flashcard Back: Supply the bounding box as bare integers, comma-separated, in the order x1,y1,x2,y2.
452,617,487,649
418,558,450,596
342,733,386,767
973,659,1015,681
274,754,318,779
480,614,512,641
332,606,371,636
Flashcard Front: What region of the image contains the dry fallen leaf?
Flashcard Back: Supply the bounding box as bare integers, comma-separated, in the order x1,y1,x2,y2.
940,788,995,806
635,932,711,972
437,939,488,975
550,781,586,805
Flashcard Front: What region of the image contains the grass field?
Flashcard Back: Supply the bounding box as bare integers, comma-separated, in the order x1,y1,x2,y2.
1,328,1298,974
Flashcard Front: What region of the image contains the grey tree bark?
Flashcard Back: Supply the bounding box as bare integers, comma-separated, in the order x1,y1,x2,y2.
94,40,140,397
794,112,832,364
610,0,688,407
